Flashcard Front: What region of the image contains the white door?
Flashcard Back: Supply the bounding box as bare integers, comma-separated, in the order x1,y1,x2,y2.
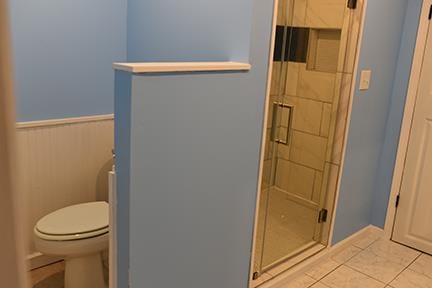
393,19,432,254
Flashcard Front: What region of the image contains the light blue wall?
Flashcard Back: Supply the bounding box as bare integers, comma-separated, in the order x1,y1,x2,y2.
127,0,253,62
371,0,422,227
116,0,274,287
10,0,127,121
332,0,422,242
113,71,132,288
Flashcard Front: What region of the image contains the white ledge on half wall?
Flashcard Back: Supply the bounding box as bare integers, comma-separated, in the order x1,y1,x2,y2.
112,62,252,73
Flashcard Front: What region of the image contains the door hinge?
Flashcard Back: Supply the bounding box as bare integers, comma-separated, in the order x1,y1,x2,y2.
318,209,328,223
429,5,432,20
347,0,357,9
395,195,400,208
252,272,259,280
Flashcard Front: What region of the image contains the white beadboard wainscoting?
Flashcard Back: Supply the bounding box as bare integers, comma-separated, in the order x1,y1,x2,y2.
16,115,114,268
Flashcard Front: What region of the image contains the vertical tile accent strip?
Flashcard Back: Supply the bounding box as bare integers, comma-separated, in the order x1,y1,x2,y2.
273,26,310,63
274,25,285,61
286,27,310,63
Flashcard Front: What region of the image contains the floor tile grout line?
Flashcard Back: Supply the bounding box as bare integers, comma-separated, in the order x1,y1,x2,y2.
405,253,432,281
343,247,422,286
305,244,370,287
341,263,389,285
352,236,381,250
352,241,374,250
331,246,363,264
261,238,423,288
344,237,424,284
307,240,382,285
306,274,333,288
307,262,343,283
306,277,321,288
386,252,423,285
313,280,332,288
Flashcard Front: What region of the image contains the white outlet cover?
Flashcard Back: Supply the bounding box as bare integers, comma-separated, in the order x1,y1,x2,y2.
359,70,372,91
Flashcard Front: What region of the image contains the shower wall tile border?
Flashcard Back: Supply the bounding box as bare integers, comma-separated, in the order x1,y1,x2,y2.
326,73,354,165
320,103,333,137
340,0,365,74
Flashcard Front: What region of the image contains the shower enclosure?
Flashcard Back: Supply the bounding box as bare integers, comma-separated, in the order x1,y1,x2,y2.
254,0,363,277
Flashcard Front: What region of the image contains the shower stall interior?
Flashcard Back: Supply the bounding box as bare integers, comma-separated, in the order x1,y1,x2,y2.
253,0,364,279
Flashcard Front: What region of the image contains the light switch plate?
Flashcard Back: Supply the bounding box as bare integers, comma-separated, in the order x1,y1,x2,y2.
359,70,372,91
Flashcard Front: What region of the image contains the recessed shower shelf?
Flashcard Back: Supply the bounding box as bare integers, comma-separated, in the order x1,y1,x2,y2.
112,62,251,73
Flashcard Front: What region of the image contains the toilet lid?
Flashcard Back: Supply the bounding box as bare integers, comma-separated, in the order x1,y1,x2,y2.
36,202,109,236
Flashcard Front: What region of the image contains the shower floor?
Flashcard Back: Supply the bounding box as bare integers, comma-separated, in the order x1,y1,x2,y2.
254,186,318,272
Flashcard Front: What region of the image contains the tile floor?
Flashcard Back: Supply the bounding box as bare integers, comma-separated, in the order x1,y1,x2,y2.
282,234,432,288
30,234,431,288
29,251,109,288
254,187,318,270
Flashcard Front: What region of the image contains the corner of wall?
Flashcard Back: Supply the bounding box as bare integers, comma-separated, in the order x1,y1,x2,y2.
370,0,423,228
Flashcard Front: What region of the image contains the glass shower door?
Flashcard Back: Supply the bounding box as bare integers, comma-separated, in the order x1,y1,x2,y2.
254,0,356,276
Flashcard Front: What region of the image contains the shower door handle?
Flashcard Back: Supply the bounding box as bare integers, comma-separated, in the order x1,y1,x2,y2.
270,102,294,145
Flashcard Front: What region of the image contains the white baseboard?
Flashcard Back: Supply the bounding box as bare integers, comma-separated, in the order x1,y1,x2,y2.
258,225,383,288
27,252,63,271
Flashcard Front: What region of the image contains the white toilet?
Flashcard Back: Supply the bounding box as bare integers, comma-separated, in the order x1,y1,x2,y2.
34,201,109,288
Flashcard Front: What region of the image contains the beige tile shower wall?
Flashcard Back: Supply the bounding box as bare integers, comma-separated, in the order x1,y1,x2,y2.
285,95,324,135
297,64,336,103
272,1,361,209
16,118,114,254
275,159,316,199
326,73,354,165
305,0,347,29
277,0,288,25
287,0,307,27
290,130,328,171
284,0,347,28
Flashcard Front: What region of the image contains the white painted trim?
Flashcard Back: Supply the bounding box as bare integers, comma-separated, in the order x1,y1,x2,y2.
0,0,28,285
383,0,432,239
248,0,279,284
258,225,383,288
16,114,114,129
27,252,63,271
328,0,368,246
109,169,118,288
112,62,251,73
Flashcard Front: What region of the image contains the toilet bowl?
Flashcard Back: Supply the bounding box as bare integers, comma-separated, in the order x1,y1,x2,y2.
34,201,109,288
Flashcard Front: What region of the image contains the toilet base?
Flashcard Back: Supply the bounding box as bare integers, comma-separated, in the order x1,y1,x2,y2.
65,253,105,288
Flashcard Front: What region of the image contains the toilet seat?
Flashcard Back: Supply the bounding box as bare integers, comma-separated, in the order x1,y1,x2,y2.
35,201,109,241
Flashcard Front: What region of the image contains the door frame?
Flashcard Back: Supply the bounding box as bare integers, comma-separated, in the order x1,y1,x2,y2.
384,0,432,239
1,1,117,286
0,0,28,286
248,0,279,282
